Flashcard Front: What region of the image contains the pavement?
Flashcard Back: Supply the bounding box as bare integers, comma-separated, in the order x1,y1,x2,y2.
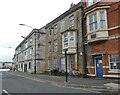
7,71,120,93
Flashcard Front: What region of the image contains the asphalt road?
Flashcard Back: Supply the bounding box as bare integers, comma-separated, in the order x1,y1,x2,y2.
2,71,92,94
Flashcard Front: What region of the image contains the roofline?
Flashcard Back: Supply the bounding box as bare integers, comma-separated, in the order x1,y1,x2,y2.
15,26,46,50
45,2,83,29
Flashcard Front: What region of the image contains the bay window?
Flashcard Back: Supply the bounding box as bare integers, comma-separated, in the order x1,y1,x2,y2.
88,10,107,32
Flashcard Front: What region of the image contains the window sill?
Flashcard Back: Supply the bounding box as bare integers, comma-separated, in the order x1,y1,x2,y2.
108,70,120,73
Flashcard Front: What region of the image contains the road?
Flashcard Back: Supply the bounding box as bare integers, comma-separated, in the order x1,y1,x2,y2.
2,71,93,94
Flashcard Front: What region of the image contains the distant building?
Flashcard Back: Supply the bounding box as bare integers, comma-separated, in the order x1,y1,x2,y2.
2,62,12,69
13,27,46,73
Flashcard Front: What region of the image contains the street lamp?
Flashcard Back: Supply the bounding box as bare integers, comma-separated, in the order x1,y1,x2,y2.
19,24,37,74
64,48,68,82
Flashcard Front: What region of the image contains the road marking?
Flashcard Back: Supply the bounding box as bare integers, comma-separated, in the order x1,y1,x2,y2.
3,89,10,95
0,69,10,71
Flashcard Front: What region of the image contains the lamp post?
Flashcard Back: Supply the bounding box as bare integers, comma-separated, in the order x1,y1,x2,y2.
19,24,37,74
64,48,68,82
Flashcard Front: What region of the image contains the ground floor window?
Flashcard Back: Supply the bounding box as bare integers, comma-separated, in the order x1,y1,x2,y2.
61,58,65,71
109,54,120,71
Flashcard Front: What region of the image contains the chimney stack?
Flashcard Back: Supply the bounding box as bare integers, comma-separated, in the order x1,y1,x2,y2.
70,3,75,8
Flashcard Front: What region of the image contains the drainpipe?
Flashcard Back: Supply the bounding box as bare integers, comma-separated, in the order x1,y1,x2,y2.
81,5,87,78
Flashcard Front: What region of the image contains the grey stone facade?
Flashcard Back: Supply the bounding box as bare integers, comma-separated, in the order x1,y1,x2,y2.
13,27,46,73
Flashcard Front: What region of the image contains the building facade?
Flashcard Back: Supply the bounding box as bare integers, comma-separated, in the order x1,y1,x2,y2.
13,28,46,73
83,0,120,78
45,2,84,73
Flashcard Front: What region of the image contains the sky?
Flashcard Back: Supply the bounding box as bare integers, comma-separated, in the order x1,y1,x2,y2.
0,0,80,62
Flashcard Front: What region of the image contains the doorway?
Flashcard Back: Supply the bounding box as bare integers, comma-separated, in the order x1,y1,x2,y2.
95,56,103,78
24,64,27,72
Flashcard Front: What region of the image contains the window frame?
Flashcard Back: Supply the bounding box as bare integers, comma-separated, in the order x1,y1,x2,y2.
54,40,57,52
54,24,57,35
69,15,74,28
108,54,120,71
87,10,107,33
63,32,68,48
69,32,74,47
60,20,65,32
87,0,93,7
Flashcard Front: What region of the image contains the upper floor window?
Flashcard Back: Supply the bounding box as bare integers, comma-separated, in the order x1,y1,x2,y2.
49,29,52,37
29,48,33,54
70,32,74,47
60,20,65,32
109,54,120,71
54,40,57,52
63,32,68,48
54,24,57,35
87,0,93,7
69,15,74,28
87,10,107,32
30,37,32,43
25,42,28,48
100,11,105,29
89,13,97,31
48,42,51,52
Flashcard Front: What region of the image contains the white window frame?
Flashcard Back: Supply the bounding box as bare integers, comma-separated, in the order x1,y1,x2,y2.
61,57,65,71
89,13,97,31
87,10,108,33
54,40,57,52
63,32,68,48
87,0,93,7
54,24,57,35
69,32,74,47
69,15,74,28
60,20,65,32
108,54,120,72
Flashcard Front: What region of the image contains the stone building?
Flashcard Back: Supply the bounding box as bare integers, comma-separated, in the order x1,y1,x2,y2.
45,2,84,73
13,27,46,73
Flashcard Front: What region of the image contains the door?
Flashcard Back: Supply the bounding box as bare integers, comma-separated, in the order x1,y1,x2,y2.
95,56,103,78
24,64,27,72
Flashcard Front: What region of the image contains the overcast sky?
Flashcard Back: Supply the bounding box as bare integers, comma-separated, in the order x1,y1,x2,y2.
0,0,80,62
